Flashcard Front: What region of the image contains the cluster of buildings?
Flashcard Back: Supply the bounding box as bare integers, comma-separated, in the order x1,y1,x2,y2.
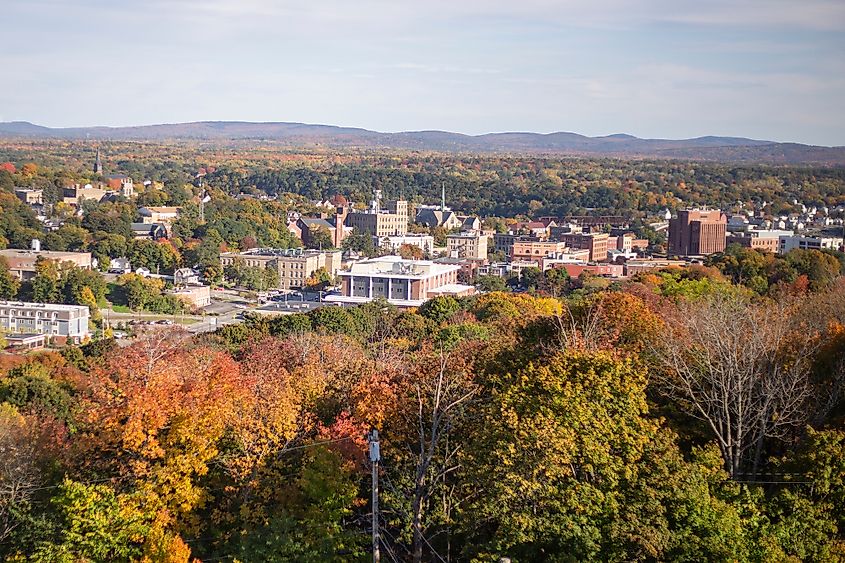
667,207,844,258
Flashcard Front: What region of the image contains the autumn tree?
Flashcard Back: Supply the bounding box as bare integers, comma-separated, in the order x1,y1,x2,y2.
654,293,824,478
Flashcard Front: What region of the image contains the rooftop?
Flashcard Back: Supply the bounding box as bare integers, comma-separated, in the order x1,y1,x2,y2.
0,248,91,259
223,247,336,258
0,300,90,312
342,256,461,278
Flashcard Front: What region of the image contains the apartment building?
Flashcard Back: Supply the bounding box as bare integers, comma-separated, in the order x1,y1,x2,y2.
446,231,488,260
0,301,90,344
558,233,610,262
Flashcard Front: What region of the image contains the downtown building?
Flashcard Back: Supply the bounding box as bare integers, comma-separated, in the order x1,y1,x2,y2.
220,248,342,290
329,256,475,307
668,209,727,257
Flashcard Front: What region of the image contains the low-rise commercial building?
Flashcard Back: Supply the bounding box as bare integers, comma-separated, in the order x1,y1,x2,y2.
726,230,791,253
540,249,591,270
552,263,626,279
0,248,94,280
511,240,568,262
0,301,90,344
168,285,211,308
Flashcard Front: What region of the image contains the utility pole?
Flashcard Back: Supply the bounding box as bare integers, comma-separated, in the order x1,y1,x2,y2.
369,429,381,563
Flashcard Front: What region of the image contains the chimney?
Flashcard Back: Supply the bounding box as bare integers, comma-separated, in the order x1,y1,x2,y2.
31,239,41,252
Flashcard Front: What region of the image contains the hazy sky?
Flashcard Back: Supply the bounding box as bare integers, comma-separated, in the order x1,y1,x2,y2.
2,0,844,145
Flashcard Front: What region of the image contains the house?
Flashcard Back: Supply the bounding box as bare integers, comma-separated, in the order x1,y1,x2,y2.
106,174,134,197
130,223,168,240
174,268,200,286
108,257,132,274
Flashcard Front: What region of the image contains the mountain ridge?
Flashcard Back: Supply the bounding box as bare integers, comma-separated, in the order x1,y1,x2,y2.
1,120,843,165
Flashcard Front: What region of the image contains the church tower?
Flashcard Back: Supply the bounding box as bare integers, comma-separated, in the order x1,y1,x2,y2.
93,148,103,175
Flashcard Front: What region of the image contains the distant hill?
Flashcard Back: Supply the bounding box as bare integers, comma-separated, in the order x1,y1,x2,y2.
1,120,843,165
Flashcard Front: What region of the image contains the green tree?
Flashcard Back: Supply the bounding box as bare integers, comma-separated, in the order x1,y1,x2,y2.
0,256,20,299
520,266,542,290
237,448,365,562
341,228,375,257
28,480,148,562
306,226,334,250
474,274,507,292
418,295,461,324
31,258,61,303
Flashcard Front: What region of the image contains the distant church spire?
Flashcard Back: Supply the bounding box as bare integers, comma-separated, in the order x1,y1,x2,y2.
94,148,103,175
440,182,446,212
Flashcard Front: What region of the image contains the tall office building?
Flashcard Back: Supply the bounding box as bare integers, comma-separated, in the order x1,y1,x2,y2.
668,209,727,256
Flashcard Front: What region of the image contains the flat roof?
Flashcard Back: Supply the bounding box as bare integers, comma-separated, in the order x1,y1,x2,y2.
323,294,425,307
0,249,92,259
427,283,475,294
0,300,89,312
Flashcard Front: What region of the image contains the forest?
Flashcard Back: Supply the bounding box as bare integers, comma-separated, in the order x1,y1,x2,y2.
2,140,845,222
1,267,845,562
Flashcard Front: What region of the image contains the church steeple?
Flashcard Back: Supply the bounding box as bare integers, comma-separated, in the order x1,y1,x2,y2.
440,182,446,212
94,148,103,175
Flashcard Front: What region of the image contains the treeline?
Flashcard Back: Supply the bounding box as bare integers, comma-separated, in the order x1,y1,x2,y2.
4,143,845,222
1,270,845,561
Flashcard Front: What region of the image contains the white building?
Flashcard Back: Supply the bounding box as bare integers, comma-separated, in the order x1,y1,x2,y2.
0,301,90,343
778,235,840,254
380,234,435,255
329,256,474,307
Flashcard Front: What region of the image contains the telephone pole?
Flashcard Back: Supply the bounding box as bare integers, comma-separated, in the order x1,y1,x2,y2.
369,429,381,563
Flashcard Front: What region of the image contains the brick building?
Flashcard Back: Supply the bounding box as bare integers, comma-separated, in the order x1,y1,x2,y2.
668,209,727,257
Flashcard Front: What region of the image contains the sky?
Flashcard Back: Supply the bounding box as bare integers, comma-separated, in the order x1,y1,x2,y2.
2,0,844,145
